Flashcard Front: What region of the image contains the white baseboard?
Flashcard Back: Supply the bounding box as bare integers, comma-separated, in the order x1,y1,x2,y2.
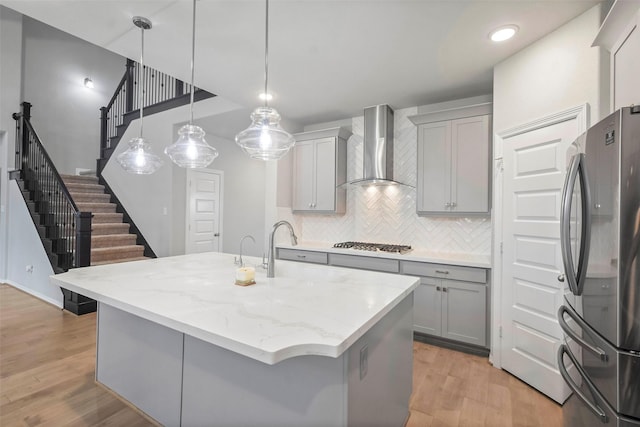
4,280,63,309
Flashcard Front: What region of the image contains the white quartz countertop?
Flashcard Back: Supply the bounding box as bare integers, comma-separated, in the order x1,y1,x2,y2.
51,252,419,365
277,241,492,269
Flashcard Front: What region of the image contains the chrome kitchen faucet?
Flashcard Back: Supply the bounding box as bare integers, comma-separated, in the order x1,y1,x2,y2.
267,221,297,278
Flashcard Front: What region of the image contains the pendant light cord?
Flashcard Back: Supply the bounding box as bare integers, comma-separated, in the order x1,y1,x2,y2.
139,26,145,137
189,0,197,124
264,0,269,109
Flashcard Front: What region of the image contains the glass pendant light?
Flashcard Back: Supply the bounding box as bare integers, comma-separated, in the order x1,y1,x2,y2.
165,0,218,168
235,0,295,160
117,16,163,175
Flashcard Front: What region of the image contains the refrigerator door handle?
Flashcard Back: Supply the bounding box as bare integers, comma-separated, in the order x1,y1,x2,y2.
558,344,609,423
558,305,609,362
560,153,592,296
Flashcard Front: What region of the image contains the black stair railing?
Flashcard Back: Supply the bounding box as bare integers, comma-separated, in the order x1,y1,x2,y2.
12,102,93,314
13,101,92,271
98,58,214,173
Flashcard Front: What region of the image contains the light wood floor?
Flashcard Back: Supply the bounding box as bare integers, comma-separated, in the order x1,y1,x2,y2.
1,284,562,426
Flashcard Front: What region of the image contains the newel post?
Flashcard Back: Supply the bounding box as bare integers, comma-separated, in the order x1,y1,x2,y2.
74,212,92,268
125,59,135,113
12,102,32,172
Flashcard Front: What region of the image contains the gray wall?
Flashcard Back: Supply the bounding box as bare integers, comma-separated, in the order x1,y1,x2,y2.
493,4,610,133
21,15,125,174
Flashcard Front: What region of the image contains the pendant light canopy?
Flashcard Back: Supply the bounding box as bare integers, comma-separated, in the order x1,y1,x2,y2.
165,0,218,168
117,16,163,175
235,0,295,160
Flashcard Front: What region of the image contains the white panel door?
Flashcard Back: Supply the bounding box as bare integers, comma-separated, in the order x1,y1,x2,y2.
501,119,579,403
186,169,222,254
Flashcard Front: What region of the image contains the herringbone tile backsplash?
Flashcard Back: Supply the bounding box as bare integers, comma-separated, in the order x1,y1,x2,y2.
291,106,491,255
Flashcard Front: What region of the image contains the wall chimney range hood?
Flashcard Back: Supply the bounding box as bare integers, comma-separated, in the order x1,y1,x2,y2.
349,104,411,187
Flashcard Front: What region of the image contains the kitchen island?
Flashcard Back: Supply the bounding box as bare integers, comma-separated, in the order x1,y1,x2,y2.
51,252,420,426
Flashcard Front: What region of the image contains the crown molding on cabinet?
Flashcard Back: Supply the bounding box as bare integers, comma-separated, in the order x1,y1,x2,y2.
293,127,352,142
408,102,493,126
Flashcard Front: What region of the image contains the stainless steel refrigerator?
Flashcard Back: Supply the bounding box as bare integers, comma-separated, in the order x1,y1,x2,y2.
557,106,640,426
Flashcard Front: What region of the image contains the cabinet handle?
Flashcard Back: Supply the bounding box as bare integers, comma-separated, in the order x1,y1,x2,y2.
442,287,448,292
436,286,441,291
445,202,451,208
297,255,306,259
451,202,457,208
435,270,449,275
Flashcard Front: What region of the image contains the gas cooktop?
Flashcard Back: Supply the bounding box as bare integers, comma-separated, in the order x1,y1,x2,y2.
333,241,412,254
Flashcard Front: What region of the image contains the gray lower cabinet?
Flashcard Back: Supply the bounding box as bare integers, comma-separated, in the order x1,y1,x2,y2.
402,261,488,348
278,249,489,349
328,253,400,273
278,248,328,264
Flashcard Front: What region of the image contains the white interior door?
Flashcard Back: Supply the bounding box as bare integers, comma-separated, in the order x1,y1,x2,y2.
500,116,584,404
186,169,223,254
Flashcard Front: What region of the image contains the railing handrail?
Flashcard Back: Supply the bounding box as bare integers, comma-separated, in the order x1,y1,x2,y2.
22,118,80,213
105,71,128,113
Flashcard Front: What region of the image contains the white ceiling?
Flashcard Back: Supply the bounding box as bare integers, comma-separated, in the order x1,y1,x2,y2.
2,0,603,128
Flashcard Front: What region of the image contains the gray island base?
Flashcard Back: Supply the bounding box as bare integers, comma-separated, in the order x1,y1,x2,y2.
50,252,419,426
97,294,413,426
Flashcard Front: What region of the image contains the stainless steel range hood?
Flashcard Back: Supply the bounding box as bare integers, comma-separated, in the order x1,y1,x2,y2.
349,104,409,186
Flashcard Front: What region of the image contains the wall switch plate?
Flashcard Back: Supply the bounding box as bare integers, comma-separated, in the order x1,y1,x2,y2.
359,345,368,380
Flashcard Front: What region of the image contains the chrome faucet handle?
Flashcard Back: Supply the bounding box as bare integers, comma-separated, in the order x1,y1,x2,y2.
261,253,268,269
234,256,241,266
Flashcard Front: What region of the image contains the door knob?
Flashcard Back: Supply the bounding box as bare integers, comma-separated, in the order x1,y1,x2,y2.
558,274,565,282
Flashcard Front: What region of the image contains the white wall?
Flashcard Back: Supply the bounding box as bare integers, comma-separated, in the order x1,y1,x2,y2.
493,4,610,133
0,6,23,281
5,181,59,306
21,15,125,175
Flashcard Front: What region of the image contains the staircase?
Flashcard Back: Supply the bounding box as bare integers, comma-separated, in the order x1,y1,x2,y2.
61,174,148,265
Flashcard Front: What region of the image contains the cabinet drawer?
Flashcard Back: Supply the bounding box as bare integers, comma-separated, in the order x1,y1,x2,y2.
401,261,486,284
329,253,400,273
277,249,328,265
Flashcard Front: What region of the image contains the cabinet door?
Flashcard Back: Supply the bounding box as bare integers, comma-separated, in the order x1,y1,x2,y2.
450,116,489,213
292,140,315,211
413,277,442,336
441,280,486,347
417,121,451,213
313,137,336,211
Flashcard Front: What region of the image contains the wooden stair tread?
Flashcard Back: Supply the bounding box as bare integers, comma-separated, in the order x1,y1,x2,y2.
91,212,124,223
91,245,144,253
60,174,99,183
91,256,150,266
65,183,105,193
76,202,117,213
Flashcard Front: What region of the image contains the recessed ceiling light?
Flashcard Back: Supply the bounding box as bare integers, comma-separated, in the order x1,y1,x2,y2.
259,92,273,101
83,77,94,89
490,25,518,42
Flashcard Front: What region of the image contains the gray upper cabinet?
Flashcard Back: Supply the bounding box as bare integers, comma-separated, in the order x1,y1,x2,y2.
292,128,350,214
416,115,491,215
